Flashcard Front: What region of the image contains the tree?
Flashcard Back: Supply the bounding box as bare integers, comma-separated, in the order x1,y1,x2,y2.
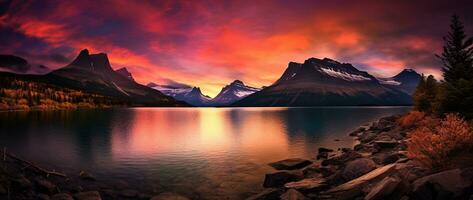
414,75,438,113
436,15,473,118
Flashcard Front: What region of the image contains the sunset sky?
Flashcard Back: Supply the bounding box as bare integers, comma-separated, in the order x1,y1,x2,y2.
1,0,473,97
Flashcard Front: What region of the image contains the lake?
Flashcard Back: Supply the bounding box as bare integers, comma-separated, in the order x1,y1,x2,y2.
0,107,410,199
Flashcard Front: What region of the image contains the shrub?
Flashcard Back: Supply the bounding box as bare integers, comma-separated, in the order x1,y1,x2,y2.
397,111,426,129
407,113,473,169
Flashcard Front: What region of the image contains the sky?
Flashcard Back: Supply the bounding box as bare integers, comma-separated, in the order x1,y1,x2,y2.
1,0,473,97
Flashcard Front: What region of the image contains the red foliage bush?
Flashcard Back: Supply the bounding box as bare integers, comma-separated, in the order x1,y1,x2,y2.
407,113,473,169
397,111,426,129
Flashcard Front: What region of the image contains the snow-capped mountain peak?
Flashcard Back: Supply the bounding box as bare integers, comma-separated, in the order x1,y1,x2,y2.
377,68,421,94
210,80,261,106
275,57,376,85
147,82,211,106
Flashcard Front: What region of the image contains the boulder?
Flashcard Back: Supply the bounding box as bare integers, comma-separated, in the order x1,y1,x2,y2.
318,147,334,153
359,132,377,143
326,164,398,200
321,151,362,166
74,191,101,200
372,153,400,165
51,193,74,200
349,127,367,136
317,152,329,160
354,144,378,154
411,168,473,200
263,171,303,188
341,158,376,181
150,192,190,200
285,177,328,192
373,140,399,150
364,176,401,200
303,165,337,178
35,178,57,194
280,189,308,200
246,188,284,200
269,158,312,170
79,171,96,181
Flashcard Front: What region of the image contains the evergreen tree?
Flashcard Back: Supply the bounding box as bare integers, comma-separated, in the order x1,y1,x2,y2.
413,74,428,111
436,15,473,118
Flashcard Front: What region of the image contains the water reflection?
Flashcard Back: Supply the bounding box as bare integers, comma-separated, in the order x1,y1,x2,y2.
0,107,410,199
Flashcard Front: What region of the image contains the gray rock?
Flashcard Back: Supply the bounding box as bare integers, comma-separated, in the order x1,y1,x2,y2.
35,178,57,194
280,189,308,200
354,144,378,154
51,193,74,200
74,191,101,200
364,176,401,200
373,140,399,150
263,171,303,188
285,177,328,192
269,158,312,170
341,158,376,181
303,165,337,178
359,132,377,143
150,192,190,200
321,151,362,166
326,164,398,200
372,153,400,165
411,168,473,200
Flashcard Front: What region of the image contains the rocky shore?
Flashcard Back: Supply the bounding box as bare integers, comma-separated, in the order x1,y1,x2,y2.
0,151,190,200
249,115,473,200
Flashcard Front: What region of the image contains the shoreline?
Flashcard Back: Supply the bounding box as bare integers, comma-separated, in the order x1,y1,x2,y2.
249,114,473,200
0,149,190,200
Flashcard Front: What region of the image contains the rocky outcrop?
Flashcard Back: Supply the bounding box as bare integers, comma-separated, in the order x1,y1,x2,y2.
250,114,473,200
263,171,303,188
411,168,473,200
269,159,313,170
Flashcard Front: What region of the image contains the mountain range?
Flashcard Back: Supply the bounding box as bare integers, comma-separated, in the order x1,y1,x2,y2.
1,49,421,108
0,49,187,107
148,80,261,106
233,58,418,106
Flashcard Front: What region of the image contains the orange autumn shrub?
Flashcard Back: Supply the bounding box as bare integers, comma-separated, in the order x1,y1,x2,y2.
407,113,473,169
397,111,426,129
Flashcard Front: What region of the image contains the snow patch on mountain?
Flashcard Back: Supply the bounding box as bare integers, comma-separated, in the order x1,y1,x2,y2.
379,79,401,85
319,67,372,81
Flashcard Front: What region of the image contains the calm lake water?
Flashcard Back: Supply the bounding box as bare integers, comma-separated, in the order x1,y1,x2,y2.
0,107,410,199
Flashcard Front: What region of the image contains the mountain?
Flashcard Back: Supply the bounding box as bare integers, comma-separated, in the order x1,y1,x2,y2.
48,49,187,106
233,57,413,106
0,55,49,74
210,80,261,106
148,82,211,106
115,67,135,82
378,69,422,95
